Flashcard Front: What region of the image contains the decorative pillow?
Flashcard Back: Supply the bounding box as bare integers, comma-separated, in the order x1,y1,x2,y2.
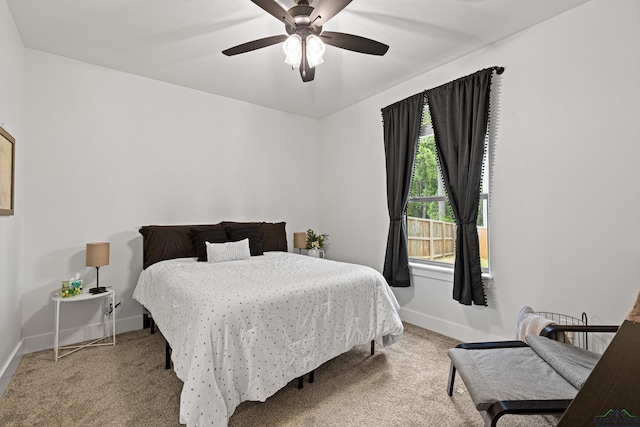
259,222,288,252
139,221,286,269
206,239,251,263
140,225,201,269
221,221,287,252
226,225,263,256
190,226,229,262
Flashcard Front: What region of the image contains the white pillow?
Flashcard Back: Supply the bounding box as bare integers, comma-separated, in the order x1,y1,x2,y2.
206,238,251,263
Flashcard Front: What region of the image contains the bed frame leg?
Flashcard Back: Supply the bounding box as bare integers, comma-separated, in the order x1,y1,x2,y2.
297,370,315,389
165,339,171,370
371,340,375,355
150,318,155,334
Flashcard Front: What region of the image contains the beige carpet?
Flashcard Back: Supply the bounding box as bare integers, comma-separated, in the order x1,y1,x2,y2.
0,323,560,426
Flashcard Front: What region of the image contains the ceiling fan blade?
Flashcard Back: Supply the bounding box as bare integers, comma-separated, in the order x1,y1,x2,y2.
320,31,389,56
310,0,353,28
222,34,288,56
251,0,297,27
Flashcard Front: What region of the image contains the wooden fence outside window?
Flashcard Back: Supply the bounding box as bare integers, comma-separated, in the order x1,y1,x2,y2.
407,216,487,262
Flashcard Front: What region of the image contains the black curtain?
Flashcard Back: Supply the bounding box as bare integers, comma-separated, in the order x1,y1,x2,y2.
381,92,426,287
426,68,494,305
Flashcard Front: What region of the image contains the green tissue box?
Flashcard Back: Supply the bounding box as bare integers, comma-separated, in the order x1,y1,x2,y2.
61,280,83,298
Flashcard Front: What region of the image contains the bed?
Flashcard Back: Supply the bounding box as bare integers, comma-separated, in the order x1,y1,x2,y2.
132,222,404,427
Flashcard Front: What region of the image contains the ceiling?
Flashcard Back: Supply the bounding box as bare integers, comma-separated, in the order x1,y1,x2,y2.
7,0,589,119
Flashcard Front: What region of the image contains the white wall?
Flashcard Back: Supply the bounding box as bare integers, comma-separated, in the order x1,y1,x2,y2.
5,0,640,366
21,51,322,351
319,0,640,342
0,0,25,376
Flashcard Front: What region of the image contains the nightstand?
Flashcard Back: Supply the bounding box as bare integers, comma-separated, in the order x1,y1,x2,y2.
52,288,116,361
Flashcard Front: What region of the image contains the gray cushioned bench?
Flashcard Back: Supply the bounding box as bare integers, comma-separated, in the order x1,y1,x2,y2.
447,325,618,427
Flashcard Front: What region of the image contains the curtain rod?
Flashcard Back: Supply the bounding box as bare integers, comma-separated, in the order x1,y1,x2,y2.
384,66,505,110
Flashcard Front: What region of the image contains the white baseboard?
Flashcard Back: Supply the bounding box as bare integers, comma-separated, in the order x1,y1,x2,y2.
0,340,23,380
22,314,143,355
399,307,505,343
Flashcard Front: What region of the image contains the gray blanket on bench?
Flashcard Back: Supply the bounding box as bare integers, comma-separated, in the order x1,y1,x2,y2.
525,334,600,390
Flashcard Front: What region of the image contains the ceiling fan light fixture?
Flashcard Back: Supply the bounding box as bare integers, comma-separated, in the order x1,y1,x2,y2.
223,0,388,82
283,34,302,67
306,34,325,68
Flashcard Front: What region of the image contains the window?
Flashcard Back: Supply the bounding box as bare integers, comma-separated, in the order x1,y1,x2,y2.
406,107,490,270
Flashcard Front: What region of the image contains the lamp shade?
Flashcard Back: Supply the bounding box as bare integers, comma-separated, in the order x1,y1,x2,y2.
86,242,110,267
293,232,306,249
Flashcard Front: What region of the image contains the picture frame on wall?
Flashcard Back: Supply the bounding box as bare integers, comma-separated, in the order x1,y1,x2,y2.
0,124,15,216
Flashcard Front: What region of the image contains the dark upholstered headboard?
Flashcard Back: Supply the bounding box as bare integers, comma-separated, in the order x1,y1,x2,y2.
139,221,287,269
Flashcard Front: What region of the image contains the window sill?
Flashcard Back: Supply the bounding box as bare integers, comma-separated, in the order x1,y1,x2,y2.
409,261,493,282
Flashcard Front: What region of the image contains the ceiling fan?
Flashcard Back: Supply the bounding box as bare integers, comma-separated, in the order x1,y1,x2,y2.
222,0,389,82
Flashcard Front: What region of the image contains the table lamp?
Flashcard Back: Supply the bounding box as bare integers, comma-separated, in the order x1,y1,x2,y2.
86,242,110,294
293,232,306,254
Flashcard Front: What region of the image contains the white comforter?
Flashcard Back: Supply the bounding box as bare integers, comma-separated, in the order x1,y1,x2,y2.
133,252,403,427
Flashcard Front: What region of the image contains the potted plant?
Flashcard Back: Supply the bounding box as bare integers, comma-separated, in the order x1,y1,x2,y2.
305,229,328,258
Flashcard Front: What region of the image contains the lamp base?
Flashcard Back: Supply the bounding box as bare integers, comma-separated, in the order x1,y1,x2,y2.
89,286,107,294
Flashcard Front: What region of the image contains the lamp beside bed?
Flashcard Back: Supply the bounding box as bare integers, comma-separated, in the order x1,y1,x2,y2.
86,242,109,294
293,232,306,253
